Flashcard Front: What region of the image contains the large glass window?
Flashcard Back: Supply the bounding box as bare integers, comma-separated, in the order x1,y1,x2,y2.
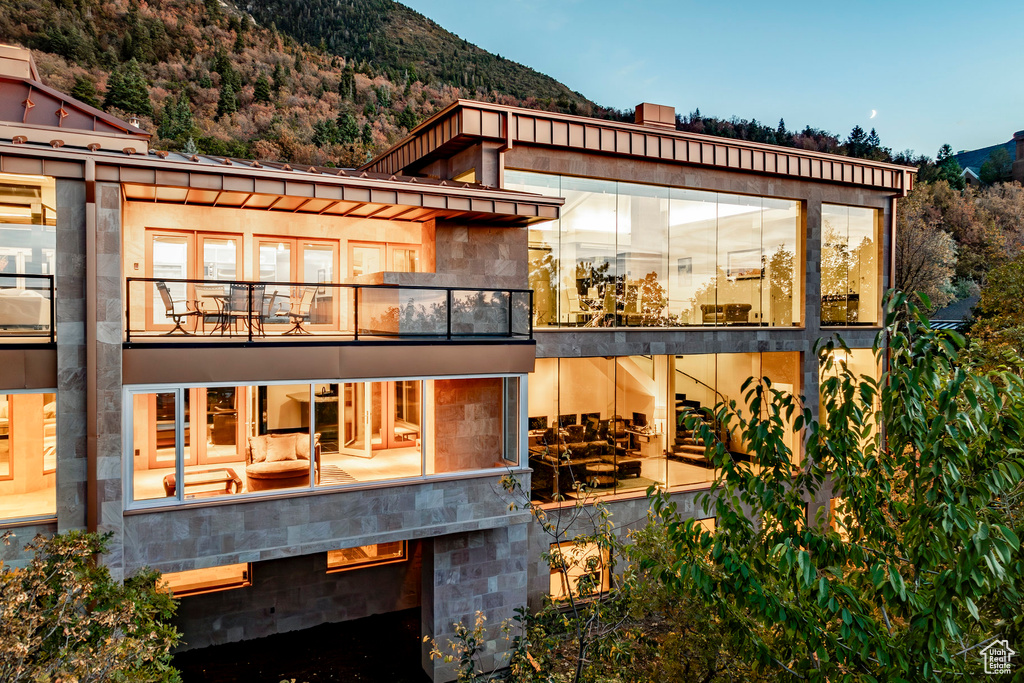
506,170,802,329
127,376,522,508
527,353,801,503
0,174,56,340
821,205,880,325
0,391,57,522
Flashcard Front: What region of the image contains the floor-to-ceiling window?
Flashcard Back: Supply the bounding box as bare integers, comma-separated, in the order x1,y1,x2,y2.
0,174,56,340
0,391,57,522
821,205,881,325
506,170,803,329
126,375,523,508
527,353,801,503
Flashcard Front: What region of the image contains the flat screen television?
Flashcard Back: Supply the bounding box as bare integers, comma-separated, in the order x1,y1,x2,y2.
528,416,548,431
632,411,647,428
581,411,600,425
558,413,578,428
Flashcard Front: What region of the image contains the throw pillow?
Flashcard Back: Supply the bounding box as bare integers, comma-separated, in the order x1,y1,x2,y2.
295,433,311,460
266,433,298,462
249,435,268,463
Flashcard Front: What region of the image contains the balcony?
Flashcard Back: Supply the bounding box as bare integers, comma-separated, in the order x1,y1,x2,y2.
125,278,533,344
0,274,55,344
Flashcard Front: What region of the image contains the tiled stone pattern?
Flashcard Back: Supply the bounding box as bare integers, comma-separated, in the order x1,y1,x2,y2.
173,542,423,651
434,221,528,291
423,524,530,682
434,378,503,472
94,182,125,580
0,522,57,569
122,475,529,576
55,179,88,533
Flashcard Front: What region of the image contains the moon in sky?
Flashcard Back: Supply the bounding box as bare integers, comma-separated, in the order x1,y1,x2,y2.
869,109,877,119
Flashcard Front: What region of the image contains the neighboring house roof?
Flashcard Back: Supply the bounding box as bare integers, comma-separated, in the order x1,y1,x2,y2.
953,140,1016,175
930,295,978,329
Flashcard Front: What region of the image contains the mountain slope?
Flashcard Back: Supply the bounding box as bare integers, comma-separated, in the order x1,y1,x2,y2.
242,0,592,109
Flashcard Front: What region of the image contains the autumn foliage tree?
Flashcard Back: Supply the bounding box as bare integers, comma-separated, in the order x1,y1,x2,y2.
0,531,181,682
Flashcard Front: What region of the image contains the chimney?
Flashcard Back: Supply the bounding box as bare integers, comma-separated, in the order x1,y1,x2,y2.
0,44,39,81
635,103,676,129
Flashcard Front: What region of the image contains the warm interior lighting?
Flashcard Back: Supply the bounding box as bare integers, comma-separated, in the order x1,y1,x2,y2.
159,563,251,598
326,541,407,573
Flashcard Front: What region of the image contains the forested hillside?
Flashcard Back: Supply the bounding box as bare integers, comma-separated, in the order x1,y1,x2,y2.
0,0,925,169
241,0,593,109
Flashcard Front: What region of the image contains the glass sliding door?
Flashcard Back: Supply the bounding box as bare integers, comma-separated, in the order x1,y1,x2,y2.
341,382,372,458
149,233,191,327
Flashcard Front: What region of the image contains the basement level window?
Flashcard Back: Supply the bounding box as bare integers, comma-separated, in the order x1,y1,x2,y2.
548,541,610,601
327,541,407,573
159,563,251,598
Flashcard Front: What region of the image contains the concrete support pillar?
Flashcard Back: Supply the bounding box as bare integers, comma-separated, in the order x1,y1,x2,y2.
421,524,529,682
803,194,822,424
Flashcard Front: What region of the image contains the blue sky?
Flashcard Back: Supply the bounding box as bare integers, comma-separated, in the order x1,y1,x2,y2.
400,0,1024,159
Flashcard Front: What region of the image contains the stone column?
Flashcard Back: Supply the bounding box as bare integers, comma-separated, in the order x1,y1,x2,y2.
92,181,124,578
421,524,529,682
55,179,88,532
803,194,822,424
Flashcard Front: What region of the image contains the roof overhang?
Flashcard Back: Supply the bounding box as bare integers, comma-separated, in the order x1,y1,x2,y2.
363,99,917,196
0,142,562,225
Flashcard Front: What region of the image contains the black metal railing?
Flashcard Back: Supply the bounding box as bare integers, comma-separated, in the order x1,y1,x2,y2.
0,274,55,343
125,277,533,343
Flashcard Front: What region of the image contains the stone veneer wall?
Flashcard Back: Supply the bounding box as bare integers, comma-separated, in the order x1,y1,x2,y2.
173,542,423,651
434,221,528,291
433,378,504,473
422,524,530,682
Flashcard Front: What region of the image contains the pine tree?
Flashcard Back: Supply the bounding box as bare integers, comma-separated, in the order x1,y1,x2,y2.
71,75,102,109
253,74,272,104
204,0,221,21
336,112,359,143
216,82,237,119
182,137,199,155
338,66,355,101
272,62,287,93
103,59,152,117
360,122,373,146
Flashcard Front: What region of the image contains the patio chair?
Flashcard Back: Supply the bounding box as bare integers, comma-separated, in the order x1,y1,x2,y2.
276,286,317,335
155,281,199,335
222,283,267,336
192,283,227,334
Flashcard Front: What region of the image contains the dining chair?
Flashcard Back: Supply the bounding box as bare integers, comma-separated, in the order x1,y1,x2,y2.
276,286,317,334
192,283,227,335
155,281,199,335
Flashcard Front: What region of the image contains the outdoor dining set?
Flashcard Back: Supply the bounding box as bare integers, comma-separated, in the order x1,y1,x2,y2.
156,280,318,337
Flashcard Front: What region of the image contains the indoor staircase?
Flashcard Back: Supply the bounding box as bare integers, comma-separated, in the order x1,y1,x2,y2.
669,392,716,467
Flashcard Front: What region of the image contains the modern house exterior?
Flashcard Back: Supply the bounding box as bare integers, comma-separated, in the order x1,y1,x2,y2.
0,43,913,681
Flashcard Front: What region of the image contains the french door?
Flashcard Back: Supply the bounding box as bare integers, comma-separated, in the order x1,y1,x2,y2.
146,231,241,329
348,242,421,277
146,387,246,469
340,381,421,458
256,238,338,330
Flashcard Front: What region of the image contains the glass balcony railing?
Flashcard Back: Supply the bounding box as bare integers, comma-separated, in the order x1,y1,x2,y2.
0,274,55,344
125,278,533,343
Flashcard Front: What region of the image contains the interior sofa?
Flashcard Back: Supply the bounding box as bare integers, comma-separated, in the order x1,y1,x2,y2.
245,432,321,492
528,421,643,498
700,303,752,324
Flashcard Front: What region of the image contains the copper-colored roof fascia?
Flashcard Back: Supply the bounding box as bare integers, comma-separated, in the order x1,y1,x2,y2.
0,142,563,218
0,75,149,138
364,99,916,193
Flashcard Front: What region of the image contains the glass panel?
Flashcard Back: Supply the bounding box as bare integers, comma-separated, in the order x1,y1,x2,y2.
340,382,369,457
205,387,239,462
393,380,420,448
507,171,560,329
260,241,292,323
392,248,418,273
560,177,617,328
351,246,382,277
617,183,669,327
549,541,610,600
152,235,189,325
670,355,719,487
717,194,762,326
613,355,667,491
132,391,178,502
451,290,508,336
327,541,407,572
429,377,505,475
503,378,519,466
763,199,801,326
0,174,57,277
249,384,314,492
848,207,879,325
669,189,718,325
303,244,335,327
202,238,236,280
358,287,447,336
160,563,251,597
0,392,57,522
821,205,851,325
